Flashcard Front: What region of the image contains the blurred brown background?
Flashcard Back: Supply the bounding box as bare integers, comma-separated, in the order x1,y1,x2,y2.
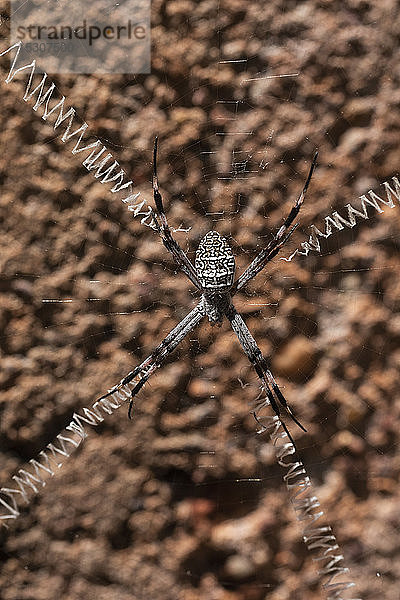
1,1,400,598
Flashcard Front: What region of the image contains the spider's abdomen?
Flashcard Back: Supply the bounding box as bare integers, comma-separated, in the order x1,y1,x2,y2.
195,231,235,291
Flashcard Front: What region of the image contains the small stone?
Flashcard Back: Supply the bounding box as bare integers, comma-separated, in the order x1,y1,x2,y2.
272,336,317,382
224,554,255,580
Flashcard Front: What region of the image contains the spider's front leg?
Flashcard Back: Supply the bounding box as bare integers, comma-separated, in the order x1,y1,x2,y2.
97,300,205,417
152,137,202,290
225,304,306,447
231,152,318,295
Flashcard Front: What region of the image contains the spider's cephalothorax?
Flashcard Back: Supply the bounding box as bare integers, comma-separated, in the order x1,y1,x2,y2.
195,231,235,324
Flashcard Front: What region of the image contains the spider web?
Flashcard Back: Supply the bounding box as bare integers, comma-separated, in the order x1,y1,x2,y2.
1,2,400,599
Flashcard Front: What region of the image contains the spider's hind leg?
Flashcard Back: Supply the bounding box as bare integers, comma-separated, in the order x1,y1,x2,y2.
263,363,307,433
127,374,148,418
226,303,306,448
96,366,143,402
96,301,206,419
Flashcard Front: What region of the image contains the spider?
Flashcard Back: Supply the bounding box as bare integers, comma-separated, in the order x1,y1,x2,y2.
98,138,318,447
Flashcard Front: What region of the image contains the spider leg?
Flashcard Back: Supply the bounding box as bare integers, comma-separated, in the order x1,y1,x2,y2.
225,303,306,447
152,137,203,290
231,152,318,294
97,300,205,417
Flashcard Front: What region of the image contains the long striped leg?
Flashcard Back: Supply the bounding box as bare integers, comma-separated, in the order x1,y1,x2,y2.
152,137,203,290
225,304,306,447
231,152,318,295
97,300,205,417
